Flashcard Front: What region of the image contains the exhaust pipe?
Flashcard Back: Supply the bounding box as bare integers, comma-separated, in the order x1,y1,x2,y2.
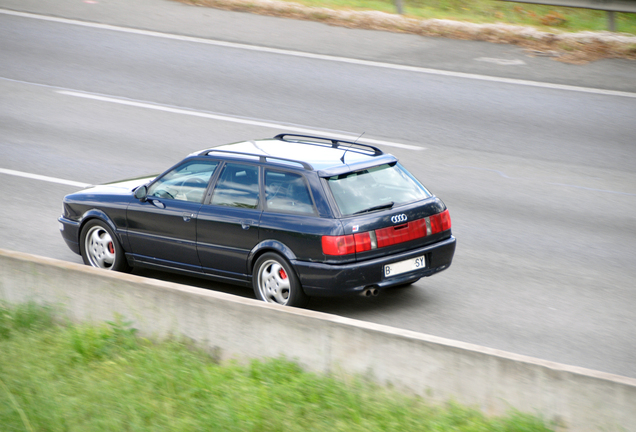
360,288,379,297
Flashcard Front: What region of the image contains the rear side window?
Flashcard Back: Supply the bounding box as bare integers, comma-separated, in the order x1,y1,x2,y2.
327,163,431,216
210,163,259,209
265,169,315,215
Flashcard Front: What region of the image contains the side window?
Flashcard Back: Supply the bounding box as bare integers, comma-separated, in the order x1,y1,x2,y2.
147,161,218,203
265,169,315,215
210,163,259,209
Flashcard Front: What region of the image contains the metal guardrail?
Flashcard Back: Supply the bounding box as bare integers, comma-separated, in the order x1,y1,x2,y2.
499,0,636,31
500,0,636,13
392,0,635,31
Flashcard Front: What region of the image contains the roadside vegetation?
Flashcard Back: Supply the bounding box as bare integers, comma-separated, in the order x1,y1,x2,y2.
0,302,554,431
189,0,636,33
177,0,636,62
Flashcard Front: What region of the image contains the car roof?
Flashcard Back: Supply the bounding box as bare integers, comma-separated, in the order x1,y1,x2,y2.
195,135,399,177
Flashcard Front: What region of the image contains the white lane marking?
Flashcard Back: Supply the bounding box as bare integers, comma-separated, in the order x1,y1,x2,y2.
2,8,636,99
446,164,636,197
2,76,420,150
447,164,513,178
548,182,636,197
0,168,91,188
475,57,526,66
57,90,422,150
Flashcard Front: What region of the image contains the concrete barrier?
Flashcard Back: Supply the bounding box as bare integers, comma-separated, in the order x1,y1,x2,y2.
1,248,634,431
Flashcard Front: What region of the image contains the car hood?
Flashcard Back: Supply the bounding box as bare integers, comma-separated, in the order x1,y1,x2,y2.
79,175,156,195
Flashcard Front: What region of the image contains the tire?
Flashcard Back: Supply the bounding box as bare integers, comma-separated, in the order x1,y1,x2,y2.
252,252,308,307
80,219,130,272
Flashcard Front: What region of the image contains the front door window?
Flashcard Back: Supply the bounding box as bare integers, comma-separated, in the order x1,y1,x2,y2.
148,161,218,203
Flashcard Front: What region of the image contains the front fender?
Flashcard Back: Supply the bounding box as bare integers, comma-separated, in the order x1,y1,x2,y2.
78,209,126,248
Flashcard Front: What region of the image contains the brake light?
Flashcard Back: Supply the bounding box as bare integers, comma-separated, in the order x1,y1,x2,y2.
322,232,377,256
322,210,450,256
376,218,428,248
441,209,452,231
429,209,451,234
354,231,377,253
429,213,441,234
322,235,355,255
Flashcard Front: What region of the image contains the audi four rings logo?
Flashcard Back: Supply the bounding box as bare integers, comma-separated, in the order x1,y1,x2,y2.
391,214,408,224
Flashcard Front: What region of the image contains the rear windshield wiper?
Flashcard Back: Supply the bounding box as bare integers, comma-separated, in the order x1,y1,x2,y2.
353,201,394,215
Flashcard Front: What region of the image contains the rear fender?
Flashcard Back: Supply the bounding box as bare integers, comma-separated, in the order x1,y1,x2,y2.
247,240,297,274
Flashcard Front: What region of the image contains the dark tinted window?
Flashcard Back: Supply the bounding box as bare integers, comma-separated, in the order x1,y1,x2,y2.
327,163,431,216
147,161,218,203
210,163,259,209
264,169,315,215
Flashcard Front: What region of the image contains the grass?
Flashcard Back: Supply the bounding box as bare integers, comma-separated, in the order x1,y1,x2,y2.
185,0,636,34
284,0,636,33
0,302,554,431
179,0,636,62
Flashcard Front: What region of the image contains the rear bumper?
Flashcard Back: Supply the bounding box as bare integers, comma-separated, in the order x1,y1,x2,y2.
294,236,456,297
58,216,81,255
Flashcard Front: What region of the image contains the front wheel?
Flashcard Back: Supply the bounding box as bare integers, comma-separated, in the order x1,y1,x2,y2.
80,220,130,272
252,253,308,307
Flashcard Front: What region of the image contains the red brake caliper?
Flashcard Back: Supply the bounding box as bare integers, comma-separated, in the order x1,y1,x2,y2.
278,268,287,280
108,242,115,254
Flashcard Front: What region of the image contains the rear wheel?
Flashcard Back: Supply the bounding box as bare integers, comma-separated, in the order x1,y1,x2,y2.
253,252,308,307
80,220,130,272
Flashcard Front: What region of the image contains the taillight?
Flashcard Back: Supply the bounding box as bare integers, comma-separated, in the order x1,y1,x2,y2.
322,210,450,256
322,232,378,256
429,213,441,234
441,209,452,231
354,231,377,253
429,209,451,235
376,218,428,248
322,235,355,256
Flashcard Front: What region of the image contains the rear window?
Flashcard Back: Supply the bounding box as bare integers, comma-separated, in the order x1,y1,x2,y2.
327,163,431,216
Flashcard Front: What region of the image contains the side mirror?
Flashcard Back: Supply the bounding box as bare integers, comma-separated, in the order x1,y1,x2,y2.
134,185,148,202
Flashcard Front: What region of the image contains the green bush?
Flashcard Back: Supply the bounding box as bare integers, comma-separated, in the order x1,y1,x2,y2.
68,315,139,363
0,304,554,431
0,302,53,340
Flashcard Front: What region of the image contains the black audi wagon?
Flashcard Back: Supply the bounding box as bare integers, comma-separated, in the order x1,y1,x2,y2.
59,134,456,307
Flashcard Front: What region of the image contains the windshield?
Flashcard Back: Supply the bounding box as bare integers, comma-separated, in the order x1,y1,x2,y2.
327,163,431,216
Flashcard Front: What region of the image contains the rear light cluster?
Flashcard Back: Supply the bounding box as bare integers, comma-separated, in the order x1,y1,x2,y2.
322,210,451,256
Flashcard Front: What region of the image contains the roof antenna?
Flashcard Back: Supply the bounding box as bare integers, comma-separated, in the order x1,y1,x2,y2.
340,132,365,164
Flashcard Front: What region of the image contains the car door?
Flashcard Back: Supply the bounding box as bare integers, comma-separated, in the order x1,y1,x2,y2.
196,162,261,282
126,159,219,272
259,168,326,261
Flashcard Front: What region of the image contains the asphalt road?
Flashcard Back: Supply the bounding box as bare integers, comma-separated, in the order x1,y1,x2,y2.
1,0,635,378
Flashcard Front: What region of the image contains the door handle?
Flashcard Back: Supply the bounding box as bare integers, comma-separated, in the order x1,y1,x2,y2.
241,220,255,230
182,212,195,222
148,198,165,209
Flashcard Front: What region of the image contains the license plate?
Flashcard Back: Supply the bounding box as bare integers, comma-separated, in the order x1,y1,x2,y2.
384,255,426,278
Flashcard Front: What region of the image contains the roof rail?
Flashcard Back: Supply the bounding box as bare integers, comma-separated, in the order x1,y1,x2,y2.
274,134,384,156
202,149,313,170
